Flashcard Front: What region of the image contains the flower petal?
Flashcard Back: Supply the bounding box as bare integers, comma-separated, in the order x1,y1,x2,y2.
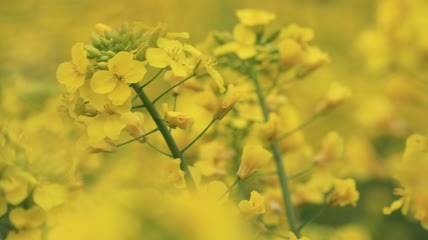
104,115,126,140
108,82,131,106
56,62,85,92
108,51,135,75
124,61,147,83
90,70,116,94
71,42,88,74
146,48,170,68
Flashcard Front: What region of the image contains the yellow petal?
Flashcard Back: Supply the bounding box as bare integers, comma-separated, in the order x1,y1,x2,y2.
104,115,126,140
169,60,189,77
33,183,67,211
108,82,131,106
146,48,170,68
71,42,88,74
56,62,85,92
87,116,105,141
9,206,45,229
90,70,116,94
108,51,134,75
234,24,256,45
157,37,183,49
123,61,147,83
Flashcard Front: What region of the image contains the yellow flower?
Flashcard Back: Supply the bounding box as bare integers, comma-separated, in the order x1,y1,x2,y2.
146,38,190,77
0,167,37,205
327,178,360,207
33,183,67,211
214,84,242,120
236,9,276,26
237,143,272,179
6,229,43,240
90,52,146,106
238,191,266,219
316,82,352,114
95,23,112,35
296,46,330,78
278,38,304,66
56,42,88,93
214,24,257,59
183,44,225,92
314,131,344,166
9,206,46,229
162,103,193,130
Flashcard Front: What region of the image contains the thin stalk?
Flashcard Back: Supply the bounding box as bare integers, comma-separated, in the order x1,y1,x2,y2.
141,68,164,89
145,139,173,158
116,128,159,147
132,68,165,102
131,83,197,191
218,177,240,201
287,163,316,179
250,68,300,237
297,204,328,232
132,104,145,109
181,118,216,154
152,73,196,104
278,113,321,141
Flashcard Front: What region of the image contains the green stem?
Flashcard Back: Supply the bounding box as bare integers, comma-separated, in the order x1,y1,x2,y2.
218,177,240,201
116,128,159,147
250,68,300,237
145,139,173,158
287,163,316,179
132,68,165,102
297,204,328,232
141,68,164,89
132,104,145,109
278,112,322,141
181,118,216,154
131,83,197,191
152,73,196,104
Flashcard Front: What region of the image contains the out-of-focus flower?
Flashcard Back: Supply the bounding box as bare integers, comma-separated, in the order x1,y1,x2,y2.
239,191,266,219
214,24,257,59
237,143,272,179
214,84,242,120
327,178,359,207
236,9,276,26
316,82,352,114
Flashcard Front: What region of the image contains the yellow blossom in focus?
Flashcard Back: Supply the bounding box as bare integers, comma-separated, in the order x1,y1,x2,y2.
56,42,88,93
146,38,190,77
236,9,276,26
237,143,272,179
327,178,360,207
162,104,193,130
239,191,266,219
90,51,146,105
183,44,225,92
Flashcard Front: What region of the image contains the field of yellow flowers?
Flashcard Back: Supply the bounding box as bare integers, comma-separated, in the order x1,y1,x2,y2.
1,1,428,240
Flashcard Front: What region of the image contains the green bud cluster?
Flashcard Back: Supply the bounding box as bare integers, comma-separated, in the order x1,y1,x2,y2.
86,24,148,68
